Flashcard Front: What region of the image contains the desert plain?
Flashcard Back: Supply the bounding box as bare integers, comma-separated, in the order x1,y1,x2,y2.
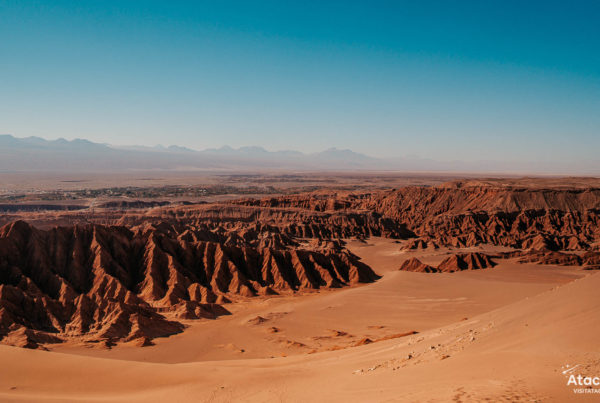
0,172,599,402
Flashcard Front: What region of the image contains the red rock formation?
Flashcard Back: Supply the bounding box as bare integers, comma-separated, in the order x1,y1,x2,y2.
401,238,439,250
6,185,600,254
398,258,438,273
0,220,378,348
226,186,600,252
402,239,428,250
1,202,416,241
398,253,496,274
583,251,600,266
437,252,496,272
500,249,583,266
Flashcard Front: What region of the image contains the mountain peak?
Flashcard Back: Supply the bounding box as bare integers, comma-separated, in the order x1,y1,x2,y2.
0,135,386,171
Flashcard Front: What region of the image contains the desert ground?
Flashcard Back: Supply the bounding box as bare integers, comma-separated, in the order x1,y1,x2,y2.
1,173,599,402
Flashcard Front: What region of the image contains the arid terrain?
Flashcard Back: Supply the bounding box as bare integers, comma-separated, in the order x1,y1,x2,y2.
1,173,599,402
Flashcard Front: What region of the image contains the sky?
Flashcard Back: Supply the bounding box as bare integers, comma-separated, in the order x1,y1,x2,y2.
1,0,599,167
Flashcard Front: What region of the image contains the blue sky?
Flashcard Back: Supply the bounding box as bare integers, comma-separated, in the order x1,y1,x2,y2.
1,0,599,165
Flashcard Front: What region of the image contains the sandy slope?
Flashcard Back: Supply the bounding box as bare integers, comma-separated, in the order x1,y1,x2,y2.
0,239,598,402
45,239,579,363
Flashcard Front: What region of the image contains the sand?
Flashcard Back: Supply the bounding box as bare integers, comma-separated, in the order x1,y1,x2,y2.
1,238,597,402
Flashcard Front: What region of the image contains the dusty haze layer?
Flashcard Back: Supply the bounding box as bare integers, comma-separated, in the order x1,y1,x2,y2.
2,134,599,174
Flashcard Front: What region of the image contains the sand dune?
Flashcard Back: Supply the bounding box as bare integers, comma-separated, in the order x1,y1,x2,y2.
0,261,596,401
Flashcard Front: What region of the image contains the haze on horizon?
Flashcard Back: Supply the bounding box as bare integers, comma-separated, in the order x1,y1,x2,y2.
1,1,599,171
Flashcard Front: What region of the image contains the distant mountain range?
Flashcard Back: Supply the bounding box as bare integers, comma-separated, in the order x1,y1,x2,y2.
0,134,597,174
0,134,386,172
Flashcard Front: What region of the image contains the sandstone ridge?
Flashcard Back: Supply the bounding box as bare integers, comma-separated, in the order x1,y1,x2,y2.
0,220,378,348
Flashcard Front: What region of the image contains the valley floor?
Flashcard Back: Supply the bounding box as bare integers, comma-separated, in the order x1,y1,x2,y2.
1,238,598,402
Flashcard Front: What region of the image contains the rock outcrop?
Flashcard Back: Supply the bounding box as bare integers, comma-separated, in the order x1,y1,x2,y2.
437,252,496,272
401,238,441,250
7,185,600,254
498,249,600,266
0,220,378,348
227,186,600,252
399,253,497,274
398,258,437,273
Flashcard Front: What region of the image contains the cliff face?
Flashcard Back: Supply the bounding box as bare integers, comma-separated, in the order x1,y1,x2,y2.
357,186,600,218
230,187,600,251
363,187,600,251
116,204,415,240
232,186,600,216
0,220,378,348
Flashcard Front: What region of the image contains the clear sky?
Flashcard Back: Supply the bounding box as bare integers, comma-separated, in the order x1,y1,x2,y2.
1,0,599,166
